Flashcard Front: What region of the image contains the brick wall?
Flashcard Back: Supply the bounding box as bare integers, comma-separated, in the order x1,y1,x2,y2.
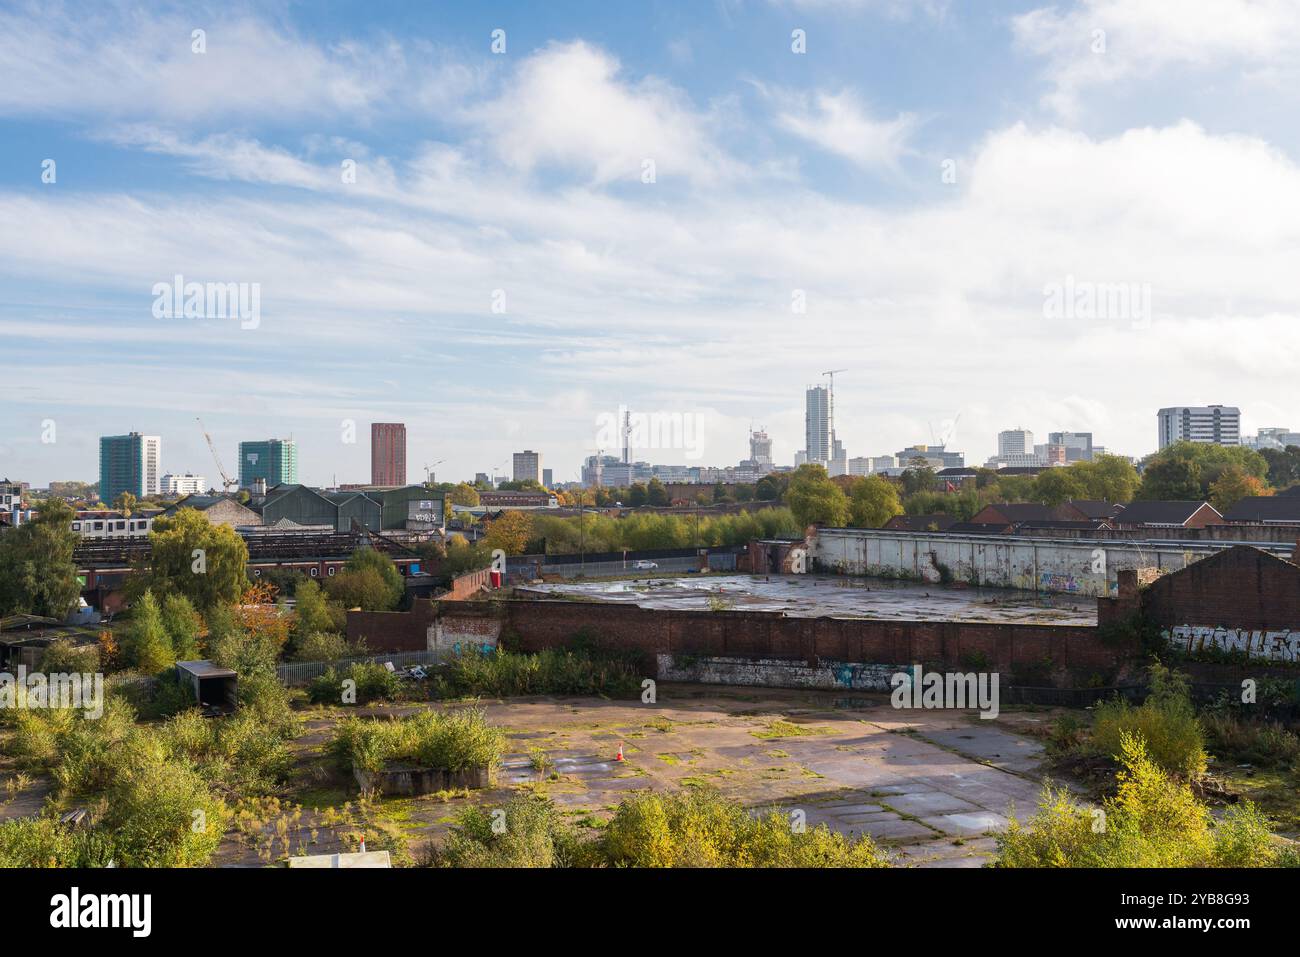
1139,545,1300,631
347,599,439,652
487,600,1118,681
446,567,493,600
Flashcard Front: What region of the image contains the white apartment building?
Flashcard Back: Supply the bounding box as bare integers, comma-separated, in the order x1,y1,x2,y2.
162,473,207,495
1157,406,1241,450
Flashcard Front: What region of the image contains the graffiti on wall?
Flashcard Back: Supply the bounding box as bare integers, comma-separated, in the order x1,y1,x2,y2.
1165,624,1300,662
1039,572,1081,593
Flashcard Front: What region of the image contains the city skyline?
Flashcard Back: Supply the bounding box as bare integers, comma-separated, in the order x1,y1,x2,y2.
19,394,1282,493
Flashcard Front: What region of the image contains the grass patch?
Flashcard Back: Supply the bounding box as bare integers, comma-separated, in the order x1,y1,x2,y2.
750,719,833,740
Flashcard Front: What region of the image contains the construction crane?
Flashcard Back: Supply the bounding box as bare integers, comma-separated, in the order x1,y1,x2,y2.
424,460,445,485
196,417,237,493
822,368,847,392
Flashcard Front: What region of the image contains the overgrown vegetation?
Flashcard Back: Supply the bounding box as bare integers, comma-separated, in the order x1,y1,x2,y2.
426,788,890,868
1088,663,1208,780
307,661,403,705
433,647,643,699
997,733,1282,867
328,708,505,774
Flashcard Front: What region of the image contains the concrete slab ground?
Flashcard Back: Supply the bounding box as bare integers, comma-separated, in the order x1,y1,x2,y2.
208,684,1069,868
517,574,1096,624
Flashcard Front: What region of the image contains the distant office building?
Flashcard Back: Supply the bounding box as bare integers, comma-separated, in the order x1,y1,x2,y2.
998,429,1033,457
162,473,206,495
581,454,622,487
1035,443,1067,465
896,444,964,470
986,452,1042,469
749,429,773,466
870,455,896,473
1246,427,1300,451
474,472,491,486
1048,431,1094,462
848,456,871,476
542,468,553,488
239,439,298,489
794,450,808,467
370,423,407,486
512,450,542,485
828,438,848,477
99,433,161,502
805,387,832,465
1157,406,1240,449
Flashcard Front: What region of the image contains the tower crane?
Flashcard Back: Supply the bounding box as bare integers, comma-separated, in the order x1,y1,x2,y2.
196,417,237,493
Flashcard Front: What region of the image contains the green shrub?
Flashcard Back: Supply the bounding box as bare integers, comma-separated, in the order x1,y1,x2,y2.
601,788,889,868
997,733,1279,867
429,793,595,868
329,708,505,774
307,661,403,705
38,638,100,674
1090,663,1207,779
159,707,293,796
292,631,349,662
434,647,642,699
99,734,227,867
236,671,301,741
0,816,115,868
131,672,196,719
1201,711,1300,769
50,697,138,796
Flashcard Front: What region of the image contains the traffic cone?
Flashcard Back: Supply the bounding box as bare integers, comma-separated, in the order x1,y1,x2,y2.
615,743,625,762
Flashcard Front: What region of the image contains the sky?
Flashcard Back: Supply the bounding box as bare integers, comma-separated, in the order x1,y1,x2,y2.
2,0,1299,487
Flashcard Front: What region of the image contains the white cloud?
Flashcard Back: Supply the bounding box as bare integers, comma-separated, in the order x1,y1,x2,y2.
0,3,476,123
767,87,917,170
472,41,743,185
5,116,1300,480
1014,0,1300,116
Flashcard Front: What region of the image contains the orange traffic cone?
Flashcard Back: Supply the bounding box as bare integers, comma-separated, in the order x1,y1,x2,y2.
615,743,625,762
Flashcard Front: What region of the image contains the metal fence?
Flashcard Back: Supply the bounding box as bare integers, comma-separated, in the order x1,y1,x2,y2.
275,649,441,686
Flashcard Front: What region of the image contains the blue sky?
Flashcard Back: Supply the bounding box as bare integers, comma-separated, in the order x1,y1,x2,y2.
2,0,1300,486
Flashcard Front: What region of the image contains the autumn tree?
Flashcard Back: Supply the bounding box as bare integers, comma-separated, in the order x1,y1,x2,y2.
448,482,480,507
786,464,849,528
848,475,903,528
483,510,534,556
1209,465,1269,512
